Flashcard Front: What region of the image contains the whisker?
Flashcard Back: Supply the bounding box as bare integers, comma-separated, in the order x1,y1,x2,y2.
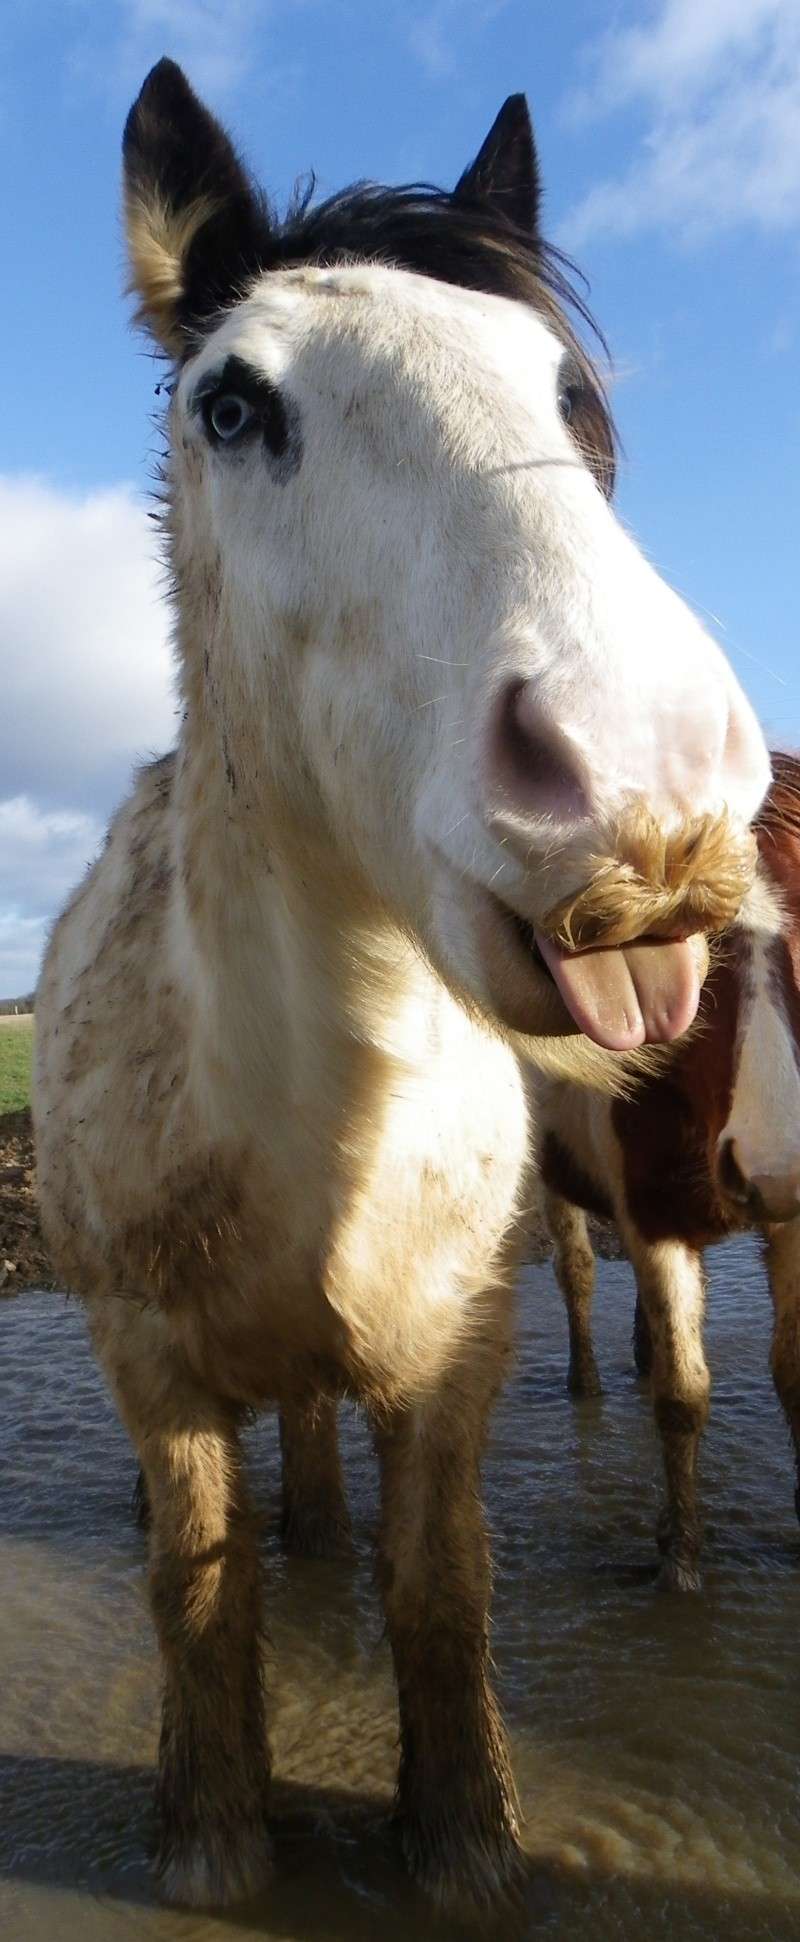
487,859,509,887
668,585,792,694
727,640,789,690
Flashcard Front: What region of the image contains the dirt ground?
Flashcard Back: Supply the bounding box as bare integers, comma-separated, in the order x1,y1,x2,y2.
0,1109,55,1294
0,1105,623,1297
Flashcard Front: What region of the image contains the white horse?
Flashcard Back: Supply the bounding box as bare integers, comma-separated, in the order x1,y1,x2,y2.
34,59,769,1912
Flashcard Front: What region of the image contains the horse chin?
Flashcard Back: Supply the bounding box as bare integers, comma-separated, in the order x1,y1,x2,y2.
472,890,581,1040
472,889,707,1052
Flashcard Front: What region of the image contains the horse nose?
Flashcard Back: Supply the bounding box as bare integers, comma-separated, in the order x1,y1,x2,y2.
487,681,592,824
717,1136,800,1223
486,672,769,833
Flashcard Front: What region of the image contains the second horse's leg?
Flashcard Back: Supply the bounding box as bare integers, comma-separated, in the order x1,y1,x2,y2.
545,1190,601,1396
764,1220,800,1525
624,1233,710,1591
279,1390,352,1558
632,1292,653,1378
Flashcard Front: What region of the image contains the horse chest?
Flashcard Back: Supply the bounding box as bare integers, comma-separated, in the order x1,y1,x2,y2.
172,1042,528,1407
612,1086,734,1248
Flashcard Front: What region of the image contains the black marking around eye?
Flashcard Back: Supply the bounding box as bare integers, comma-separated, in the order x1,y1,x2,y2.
557,353,584,423
192,354,302,474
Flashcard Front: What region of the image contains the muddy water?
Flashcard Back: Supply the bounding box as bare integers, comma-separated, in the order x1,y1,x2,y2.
2,1239,800,1941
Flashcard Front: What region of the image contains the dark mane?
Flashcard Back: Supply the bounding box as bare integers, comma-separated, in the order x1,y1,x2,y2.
756,751,800,843
245,182,617,497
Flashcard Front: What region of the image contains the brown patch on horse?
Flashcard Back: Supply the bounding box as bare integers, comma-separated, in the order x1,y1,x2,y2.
756,755,800,923
111,1156,246,1306
612,928,753,1246
752,752,800,1074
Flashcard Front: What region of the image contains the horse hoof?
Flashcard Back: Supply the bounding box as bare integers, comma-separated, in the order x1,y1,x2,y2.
401,1816,525,1917
657,1553,701,1594
157,1827,273,1907
279,1507,354,1561
567,1360,602,1399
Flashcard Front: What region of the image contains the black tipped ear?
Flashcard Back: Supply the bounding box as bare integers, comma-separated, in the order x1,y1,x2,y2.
453,95,541,235
123,58,273,355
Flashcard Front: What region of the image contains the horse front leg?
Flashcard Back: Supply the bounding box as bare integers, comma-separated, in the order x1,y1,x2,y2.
632,1292,654,1377
544,1189,601,1396
92,1304,271,1907
624,1233,710,1591
372,1304,521,1914
279,1388,352,1558
764,1220,800,1525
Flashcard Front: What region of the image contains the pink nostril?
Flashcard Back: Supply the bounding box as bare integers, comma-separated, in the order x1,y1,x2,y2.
488,680,592,822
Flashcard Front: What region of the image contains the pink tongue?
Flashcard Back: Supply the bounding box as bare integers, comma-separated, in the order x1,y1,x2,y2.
534,932,703,1052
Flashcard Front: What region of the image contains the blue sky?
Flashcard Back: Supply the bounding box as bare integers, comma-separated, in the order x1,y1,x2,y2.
1,0,798,993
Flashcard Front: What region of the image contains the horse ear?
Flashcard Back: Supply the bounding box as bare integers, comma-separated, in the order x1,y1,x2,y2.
453,95,541,235
123,58,272,356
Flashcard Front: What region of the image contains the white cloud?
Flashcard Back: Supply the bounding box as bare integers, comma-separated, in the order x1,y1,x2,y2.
0,798,104,918
64,0,278,105
0,916,48,1001
561,0,800,246
115,0,263,98
405,0,509,82
0,800,105,995
0,474,176,996
0,476,176,817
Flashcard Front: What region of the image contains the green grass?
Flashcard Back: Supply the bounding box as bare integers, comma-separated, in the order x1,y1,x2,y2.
0,1018,34,1114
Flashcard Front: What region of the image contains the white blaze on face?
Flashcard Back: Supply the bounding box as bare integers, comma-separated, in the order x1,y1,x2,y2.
173,265,770,1052
721,877,800,1221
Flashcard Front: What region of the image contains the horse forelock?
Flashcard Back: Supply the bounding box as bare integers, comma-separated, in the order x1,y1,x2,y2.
178,182,617,499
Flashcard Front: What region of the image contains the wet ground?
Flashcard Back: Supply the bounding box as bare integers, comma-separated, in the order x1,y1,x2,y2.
2,1237,799,1940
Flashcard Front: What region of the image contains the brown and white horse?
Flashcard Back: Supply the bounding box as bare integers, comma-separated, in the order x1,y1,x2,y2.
34,60,768,1912
538,754,800,1591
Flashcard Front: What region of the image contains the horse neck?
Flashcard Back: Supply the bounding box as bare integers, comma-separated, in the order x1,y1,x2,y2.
170,698,446,1139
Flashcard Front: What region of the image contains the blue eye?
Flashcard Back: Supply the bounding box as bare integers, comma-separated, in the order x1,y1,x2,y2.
193,356,298,468
558,382,579,425
557,356,585,427
208,393,254,442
